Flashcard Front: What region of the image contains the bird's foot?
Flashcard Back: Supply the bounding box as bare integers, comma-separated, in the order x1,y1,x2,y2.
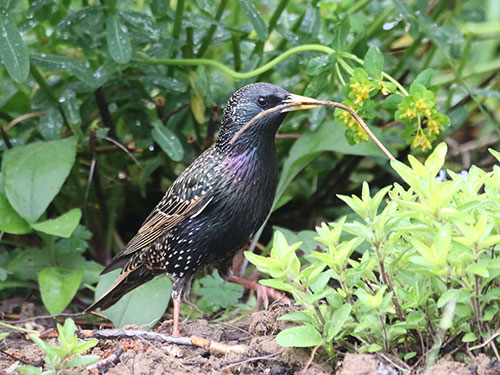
226,275,290,308
172,298,181,337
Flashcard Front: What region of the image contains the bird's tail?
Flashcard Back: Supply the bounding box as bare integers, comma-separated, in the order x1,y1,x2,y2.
84,266,154,312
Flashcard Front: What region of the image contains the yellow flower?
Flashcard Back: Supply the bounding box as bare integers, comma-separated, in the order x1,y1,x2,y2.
427,119,440,136
405,108,417,119
412,135,431,151
415,98,427,111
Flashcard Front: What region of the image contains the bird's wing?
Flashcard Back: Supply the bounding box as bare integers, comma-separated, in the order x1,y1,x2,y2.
121,190,213,256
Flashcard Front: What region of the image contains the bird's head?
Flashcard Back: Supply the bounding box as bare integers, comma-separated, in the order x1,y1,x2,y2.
216,83,320,151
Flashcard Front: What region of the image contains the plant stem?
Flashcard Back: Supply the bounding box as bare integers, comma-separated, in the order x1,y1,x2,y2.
140,44,335,80
172,0,185,39
196,0,229,57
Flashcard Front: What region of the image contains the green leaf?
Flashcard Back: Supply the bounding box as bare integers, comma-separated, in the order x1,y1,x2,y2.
326,303,352,340
32,208,82,238
106,13,132,64
0,9,29,83
94,269,172,329
306,55,332,76
195,270,244,309
466,263,489,278
414,68,434,87
462,332,477,342
38,267,84,314
364,46,384,79
65,354,100,368
7,248,51,281
276,326,323,347
31,53,96,87
1,137,77,223
240,0,268,41
0,192,31,234
274,123,389,210
37,104,63,140
151,120,184,161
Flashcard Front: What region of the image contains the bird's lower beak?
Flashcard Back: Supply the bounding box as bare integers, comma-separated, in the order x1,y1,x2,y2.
282,94,322,112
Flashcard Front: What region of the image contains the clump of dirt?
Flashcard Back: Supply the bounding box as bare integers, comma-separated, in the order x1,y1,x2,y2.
249,303,295,336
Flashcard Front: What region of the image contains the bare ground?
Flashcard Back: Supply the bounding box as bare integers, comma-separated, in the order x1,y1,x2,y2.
1,303,500,374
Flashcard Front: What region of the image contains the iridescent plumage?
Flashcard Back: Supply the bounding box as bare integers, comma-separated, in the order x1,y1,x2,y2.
86,83,300,335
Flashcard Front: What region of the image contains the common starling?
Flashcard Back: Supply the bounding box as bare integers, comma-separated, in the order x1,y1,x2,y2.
86,83,320,336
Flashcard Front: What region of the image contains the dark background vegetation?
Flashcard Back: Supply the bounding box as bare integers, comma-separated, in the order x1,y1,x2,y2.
0,0,499,343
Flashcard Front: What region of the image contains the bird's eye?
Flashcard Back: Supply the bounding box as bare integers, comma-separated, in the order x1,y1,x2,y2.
257,97,267,107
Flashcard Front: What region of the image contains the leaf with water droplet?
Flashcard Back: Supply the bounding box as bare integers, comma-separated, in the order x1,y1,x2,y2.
106,12,132,64
0,9,29,83
31,53,97,87
240,0,268,41
151,119,184,162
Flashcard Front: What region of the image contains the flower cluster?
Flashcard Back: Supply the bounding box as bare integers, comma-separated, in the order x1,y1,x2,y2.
395,85,450,151
336,68,396,144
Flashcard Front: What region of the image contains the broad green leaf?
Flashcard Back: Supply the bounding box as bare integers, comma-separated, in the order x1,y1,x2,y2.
240,0,268,41
0,9,29,83
31,53,96,86
7,248,51,281
274,123,388,210
0,192,31,234
327,303,352,340
152,119,184,161
59,91,82,133
276,326,323,347
195,270,244,309
94,269,172,329
364,46,384,80
38,267,84,314
32,208,82,238
2,137,78,223
65,355,100,368
106,13,132,64
466,263,489,278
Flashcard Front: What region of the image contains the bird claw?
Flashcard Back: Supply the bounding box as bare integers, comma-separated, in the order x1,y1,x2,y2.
226,275,290,309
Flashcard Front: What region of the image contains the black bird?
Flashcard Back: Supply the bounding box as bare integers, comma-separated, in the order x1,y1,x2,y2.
86,83,320,336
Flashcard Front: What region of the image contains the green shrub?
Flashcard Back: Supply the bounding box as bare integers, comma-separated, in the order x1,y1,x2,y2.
246,143,500,359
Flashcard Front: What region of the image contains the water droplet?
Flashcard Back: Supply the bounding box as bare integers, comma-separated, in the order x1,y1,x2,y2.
149,145,155,151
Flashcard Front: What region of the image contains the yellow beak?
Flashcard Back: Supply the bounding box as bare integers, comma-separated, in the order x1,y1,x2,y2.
282,93,322,112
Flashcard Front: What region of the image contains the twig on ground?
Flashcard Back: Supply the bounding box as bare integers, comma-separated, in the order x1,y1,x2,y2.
86,347,124,372
72,329,249,355
220,353,279,369
0,348,39,366
300,344,321,375
468,328,500,353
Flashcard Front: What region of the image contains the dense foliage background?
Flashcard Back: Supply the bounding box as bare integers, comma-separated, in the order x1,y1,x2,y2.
0,0,499,350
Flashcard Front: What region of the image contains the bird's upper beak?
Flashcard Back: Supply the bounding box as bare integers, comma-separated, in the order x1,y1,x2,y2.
282,93,322,112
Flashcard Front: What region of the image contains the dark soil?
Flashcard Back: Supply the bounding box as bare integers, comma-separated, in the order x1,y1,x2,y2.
1,303,499,374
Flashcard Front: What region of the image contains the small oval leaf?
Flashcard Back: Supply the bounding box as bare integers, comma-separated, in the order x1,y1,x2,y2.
276,326,323,347
151,120,184,161
0,9,30,82
106,13,132,64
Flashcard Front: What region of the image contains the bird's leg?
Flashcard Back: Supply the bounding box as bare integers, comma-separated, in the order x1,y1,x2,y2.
226,274,290,308
172,297,181,337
